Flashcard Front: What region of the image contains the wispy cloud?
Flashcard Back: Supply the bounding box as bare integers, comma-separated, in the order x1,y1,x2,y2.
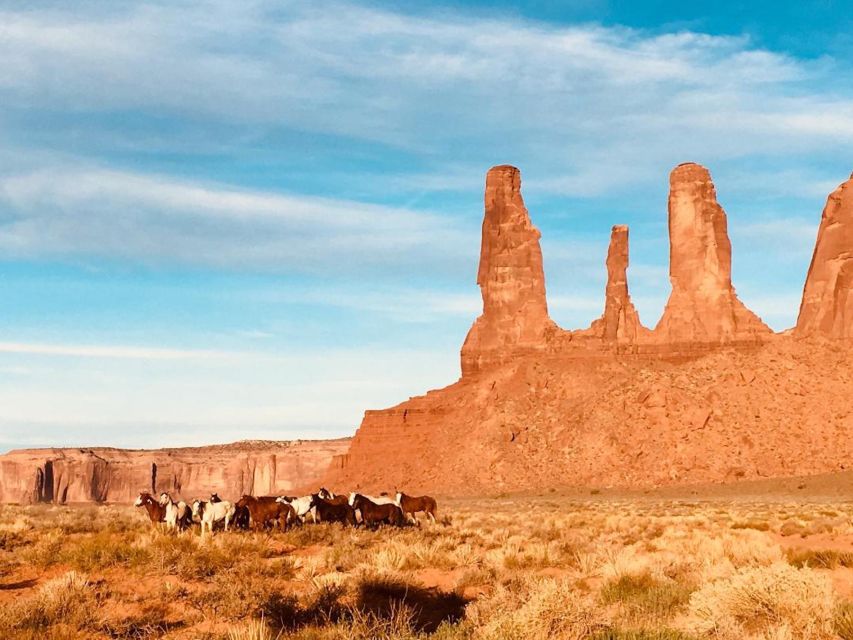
1,2,851,197
0,341,238,361
0,165,476,274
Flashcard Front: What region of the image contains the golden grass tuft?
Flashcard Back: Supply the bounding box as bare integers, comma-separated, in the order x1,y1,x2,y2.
685,563,835,639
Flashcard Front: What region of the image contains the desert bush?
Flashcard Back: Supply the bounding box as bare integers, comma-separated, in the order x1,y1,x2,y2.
834,601,853,640
601,572,693,621
786,548,853,569
0,571,98,633
593,631,697,640
467,577,607,640
0,529,29,550
20,530,63,568
59,530,150,571
228,618,279,640
685,563,835,639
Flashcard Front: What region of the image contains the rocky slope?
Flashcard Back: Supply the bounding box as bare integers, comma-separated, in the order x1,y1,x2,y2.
0,439,349,504
325,163,853,494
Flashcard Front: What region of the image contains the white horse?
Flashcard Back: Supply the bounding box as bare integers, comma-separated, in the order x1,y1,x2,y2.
158,493,191,531
276,495,316,523
192,499,235,538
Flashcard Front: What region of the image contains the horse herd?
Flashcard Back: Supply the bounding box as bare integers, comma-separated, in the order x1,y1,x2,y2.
133,488,437,538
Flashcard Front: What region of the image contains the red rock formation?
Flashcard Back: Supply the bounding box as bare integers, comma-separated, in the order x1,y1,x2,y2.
796,173,853,338
653,163,770,344
587,225,648,342
460,165,558,375
0,439,350,504
325,162,853,495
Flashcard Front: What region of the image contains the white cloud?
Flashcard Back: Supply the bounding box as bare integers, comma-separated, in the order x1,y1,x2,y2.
0,2,851,197
0,341,239,361
0,165,476,274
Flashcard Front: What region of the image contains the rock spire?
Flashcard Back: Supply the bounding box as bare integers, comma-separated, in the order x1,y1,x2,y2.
587,225,647,342
653,163,770,343
460,165,556,375
796,173,853,338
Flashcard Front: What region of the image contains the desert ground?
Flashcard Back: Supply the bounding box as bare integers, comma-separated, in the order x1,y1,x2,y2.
3,485,853,640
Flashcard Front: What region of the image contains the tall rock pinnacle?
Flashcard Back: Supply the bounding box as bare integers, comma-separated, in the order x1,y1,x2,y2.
654,163,770,343
796,173,853,338
461,165,556,375
587,225,647,342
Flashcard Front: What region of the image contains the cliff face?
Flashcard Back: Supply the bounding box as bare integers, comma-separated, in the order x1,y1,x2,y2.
653,163,771,344
796,173,853,338
0,439,350,504
324,163,853,494
460,165,558,375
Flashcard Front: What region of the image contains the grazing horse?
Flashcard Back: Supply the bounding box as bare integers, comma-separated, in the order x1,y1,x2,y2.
134,492,166,525
350,493,405,528
192,499,236,538
235,495,295,531
309,494,357,526
158,493,193,531
276,495,316,523
395,492,437,525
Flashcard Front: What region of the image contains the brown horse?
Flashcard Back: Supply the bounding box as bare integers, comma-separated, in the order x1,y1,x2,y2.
309,494,357,526
235,495,295,531
317,488,349,506
134,492,166,525
351,493,405,528
395,491,437,525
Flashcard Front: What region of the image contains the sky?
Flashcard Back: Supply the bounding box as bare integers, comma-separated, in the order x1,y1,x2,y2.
1,1,851,451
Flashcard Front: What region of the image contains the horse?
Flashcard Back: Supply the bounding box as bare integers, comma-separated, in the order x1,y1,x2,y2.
158,493,193,531
276,495,316,523
134,492,166,525
317,488,350,505
235,495,295,531
347,491,395,506
210,492,250,529
309,494,357,526
192,499,236,538
350,493,405,528
395,491,437,525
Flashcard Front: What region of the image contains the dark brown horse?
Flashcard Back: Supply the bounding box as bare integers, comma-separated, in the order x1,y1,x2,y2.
317,488,349,505
134,492,166,525
351,493,405,528
235,495,295,531
309,494,357,526
395,491,437,524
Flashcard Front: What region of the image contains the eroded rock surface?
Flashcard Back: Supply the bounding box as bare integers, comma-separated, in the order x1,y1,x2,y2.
460,165,558,375
796,173,853,338
587,224,648,342
653,163,770,344
324,163,853,494
0,439,350,504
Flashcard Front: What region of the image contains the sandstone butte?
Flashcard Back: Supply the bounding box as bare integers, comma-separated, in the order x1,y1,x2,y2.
323,163,853,494
4,163,853,503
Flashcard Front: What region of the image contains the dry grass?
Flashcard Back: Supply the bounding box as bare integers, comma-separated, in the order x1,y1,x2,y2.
2,498,853,638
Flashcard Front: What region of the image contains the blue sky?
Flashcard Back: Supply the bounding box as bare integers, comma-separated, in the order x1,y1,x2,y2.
1,1,851,451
